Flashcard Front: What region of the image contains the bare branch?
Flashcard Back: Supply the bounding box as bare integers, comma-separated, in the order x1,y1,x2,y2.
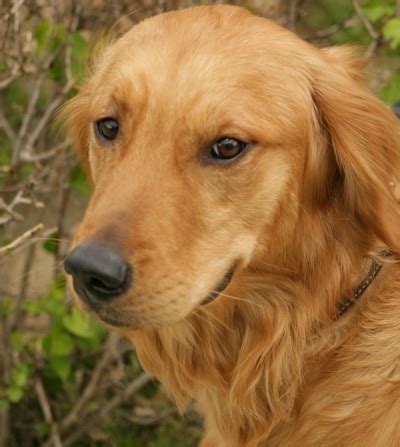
0,106,16,143
12,53,58,166
0,222,44,256
20,141,69,163
287,0,304,31
34,378,63,447
351,0,382,58
23,80,74,156
0,69,20,91
59,333,121,432
62,373,152,446
352,0,379,39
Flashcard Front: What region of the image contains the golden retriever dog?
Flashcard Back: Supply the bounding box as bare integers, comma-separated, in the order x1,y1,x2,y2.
63,5,400,446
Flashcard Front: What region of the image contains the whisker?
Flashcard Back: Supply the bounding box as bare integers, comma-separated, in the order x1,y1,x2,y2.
0,237,70,265
5,258,66,287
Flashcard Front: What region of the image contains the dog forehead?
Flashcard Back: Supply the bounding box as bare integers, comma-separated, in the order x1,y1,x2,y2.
98,5,304,86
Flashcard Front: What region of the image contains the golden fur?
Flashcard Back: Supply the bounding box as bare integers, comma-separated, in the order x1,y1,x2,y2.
63,6,400,446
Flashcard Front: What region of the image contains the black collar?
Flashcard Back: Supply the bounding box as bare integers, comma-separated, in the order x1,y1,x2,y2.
335,258,383,319
335,250,396,319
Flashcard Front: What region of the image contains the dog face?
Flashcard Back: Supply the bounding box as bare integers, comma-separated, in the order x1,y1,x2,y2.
63,6,400,329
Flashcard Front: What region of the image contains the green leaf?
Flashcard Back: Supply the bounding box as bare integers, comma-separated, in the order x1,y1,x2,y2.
0,399,9,411
49,54,65,83
10,362,31,389
43,327,74,356
0,130,12,164
0,58,7,73
42,231,60,255
23,283,66,317
11,332,23,351
383,18,400,49
70,32,87,82
362,4,394,22
380,74,400,105
5,78,28,110
0,297,15,316
63,308,99,339
35,19,52,50
36,421,49,437
71,165,90,197
330,24,370,45
49,356,71,381
8,386,23,403
35,20,66,52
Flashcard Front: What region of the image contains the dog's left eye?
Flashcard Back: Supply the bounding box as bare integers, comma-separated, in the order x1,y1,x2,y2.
95,118,119,141
209,138,248,161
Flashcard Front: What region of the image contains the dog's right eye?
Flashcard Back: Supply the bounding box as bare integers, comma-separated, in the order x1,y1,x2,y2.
95,118,119,141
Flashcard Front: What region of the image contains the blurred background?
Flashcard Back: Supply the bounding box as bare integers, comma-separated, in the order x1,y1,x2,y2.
0,1,399,446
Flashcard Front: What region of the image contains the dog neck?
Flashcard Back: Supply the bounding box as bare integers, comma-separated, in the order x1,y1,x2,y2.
129,206,389,445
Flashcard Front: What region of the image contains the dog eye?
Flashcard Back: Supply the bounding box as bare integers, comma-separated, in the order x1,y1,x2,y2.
95,118,119,141
209,138,247,161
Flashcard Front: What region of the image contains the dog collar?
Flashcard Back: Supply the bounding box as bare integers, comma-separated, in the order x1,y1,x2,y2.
335,250,396,319
335,258,383,319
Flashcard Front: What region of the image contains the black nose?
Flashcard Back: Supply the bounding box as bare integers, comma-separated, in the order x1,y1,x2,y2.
64,242,132,302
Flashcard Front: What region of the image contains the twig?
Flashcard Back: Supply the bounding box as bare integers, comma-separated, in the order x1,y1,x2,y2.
23,3,79,160
0,190,41,225
287,0,304,31
12,53,58,166
352,0,379,39
6,223,42,332
23,81,74,156
308,15,356,40
20,141,70,163
34,378,63,447
53,149,72,276
0,192,25,224
59,333,121,432
0,106,16,142
0,317,11,447
62,373,152,446
352,0,381,58
0,223,44,256
0,70,20,91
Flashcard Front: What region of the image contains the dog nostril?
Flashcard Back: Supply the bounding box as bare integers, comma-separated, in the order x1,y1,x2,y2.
87,274,126,296
64,241,132,301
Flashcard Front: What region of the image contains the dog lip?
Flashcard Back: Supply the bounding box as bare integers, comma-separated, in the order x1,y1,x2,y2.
201,265,236,305
74,285,135,327
97,311,135,328
72,280,100,309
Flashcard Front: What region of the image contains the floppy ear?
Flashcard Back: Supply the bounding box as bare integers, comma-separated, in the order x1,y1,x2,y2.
306,46,400,251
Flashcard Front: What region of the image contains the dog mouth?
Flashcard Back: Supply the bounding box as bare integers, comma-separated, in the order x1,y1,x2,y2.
201,265,236,305
73,264,237,328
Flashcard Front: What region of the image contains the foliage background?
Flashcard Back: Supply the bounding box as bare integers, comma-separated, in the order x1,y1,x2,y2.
0,0,399,446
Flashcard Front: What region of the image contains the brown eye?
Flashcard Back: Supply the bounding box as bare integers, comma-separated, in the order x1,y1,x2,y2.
210,138,247,161
95,118,119,141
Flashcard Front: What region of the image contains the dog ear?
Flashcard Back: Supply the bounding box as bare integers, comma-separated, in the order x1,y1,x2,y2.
305,46,400,251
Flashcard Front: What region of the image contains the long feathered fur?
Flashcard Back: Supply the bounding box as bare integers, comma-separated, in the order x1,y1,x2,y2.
62,6,400,446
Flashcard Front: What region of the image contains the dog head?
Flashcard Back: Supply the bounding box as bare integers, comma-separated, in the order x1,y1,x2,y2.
62,5,400,329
